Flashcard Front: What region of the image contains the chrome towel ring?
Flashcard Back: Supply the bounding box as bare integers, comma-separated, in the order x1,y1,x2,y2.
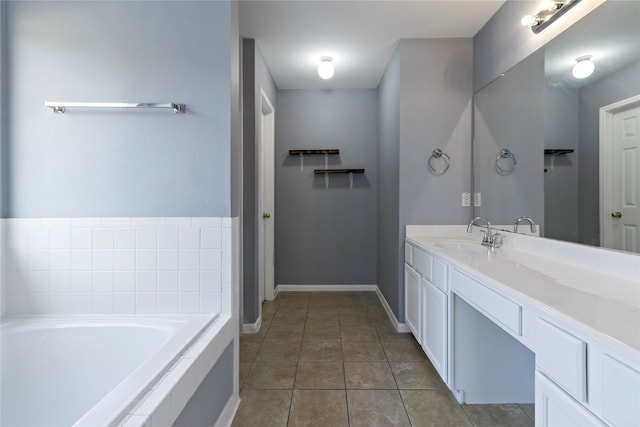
495,148,517,175
427,149,451,175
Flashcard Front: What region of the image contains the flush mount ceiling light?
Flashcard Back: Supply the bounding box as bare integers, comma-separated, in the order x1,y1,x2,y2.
572,55,595,79
318,56,335,80
521,0,581,34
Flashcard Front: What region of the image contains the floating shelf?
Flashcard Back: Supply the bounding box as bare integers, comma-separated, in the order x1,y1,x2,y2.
314,169,365,174
289,149,339,155
544,149,574,155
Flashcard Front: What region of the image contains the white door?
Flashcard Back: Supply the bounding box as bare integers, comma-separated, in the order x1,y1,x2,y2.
600,95,640,253
258,89,275,302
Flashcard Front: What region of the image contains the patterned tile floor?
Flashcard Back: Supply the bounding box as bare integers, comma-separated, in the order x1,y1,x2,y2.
233,291,534,426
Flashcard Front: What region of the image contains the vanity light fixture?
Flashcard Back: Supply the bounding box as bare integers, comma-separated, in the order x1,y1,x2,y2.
572,55,595,79
521,0,581,34
318,56,335,80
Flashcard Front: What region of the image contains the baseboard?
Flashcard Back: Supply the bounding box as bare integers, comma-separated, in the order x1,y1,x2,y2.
275,284,378,293
375,286,410,333
213,393,240,427
241,316,262,334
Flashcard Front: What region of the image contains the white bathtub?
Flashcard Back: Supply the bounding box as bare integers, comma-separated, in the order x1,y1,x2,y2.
0,314,218,427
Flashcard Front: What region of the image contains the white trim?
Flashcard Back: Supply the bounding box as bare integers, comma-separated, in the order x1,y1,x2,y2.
241,316,262,334
275,284,378,293
213,394,240,427
599,95,640,249
376,287,410,333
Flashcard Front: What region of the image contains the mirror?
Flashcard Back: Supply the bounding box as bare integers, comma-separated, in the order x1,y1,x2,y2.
473,0,640,254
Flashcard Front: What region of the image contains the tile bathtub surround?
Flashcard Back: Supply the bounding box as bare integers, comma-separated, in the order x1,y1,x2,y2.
234,291,535,427
1,217,234,315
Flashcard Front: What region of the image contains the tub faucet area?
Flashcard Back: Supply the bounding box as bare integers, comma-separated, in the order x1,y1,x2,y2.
514,216,537,233
467,216,501,248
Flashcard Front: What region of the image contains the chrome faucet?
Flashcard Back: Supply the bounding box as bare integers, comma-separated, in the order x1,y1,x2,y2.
467,217,501,248
514,216,537,234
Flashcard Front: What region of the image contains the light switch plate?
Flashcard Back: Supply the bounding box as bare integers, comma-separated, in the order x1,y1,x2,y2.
473,192,481,207
462,192,471,207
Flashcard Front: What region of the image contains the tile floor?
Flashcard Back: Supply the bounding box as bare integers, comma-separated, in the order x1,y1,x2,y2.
233,291,534,427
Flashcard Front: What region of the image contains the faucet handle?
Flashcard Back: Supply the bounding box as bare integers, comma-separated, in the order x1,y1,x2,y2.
491,233,502,247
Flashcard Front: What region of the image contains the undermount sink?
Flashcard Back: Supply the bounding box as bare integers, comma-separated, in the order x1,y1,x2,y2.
430,239,491,252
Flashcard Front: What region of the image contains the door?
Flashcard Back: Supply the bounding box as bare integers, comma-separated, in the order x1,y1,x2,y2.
259,89,275,302
422,278,447,383
600,95,640,253
404,264,421,342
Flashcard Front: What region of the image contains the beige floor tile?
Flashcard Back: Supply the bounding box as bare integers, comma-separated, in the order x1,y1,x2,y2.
295,361,345,389
340,325,379,341
255,340,302,361
342,341,386,361
240,340,262,362
262,301,280,320
377,326,416,342
240,324,269,341
305,318,339,330
347,390,411,427
401,390,473,427
299,340,342,361
274,308,308,321
306,307,339,320
463,404,534,427
390,361,447,389
303,324,341,341
231,389,292,427
382,339,427,361
239,362,252,389
344,361,397,389
265,324,304,341
288,390,348,427
519,403,535,421
243,361,297,389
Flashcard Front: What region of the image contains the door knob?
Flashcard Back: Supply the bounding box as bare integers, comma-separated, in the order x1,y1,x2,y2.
611,211,622,219
263,212,271,219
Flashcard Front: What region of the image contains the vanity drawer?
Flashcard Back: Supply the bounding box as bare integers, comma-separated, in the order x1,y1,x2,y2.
452,269,522,336
600,354,640,426
536,318,587,403
405,243,413,266
432,258,448,292
413,247,433,281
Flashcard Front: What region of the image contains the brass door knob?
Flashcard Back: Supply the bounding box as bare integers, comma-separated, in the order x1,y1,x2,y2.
611,211,622,219
263,212,271,219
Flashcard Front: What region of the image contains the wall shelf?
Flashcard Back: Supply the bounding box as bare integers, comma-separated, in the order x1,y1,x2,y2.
544,149,574,155
313,169,365,174
289,149,339,155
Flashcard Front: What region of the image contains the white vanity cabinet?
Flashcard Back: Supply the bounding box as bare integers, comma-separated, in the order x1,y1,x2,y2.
404,242,448,383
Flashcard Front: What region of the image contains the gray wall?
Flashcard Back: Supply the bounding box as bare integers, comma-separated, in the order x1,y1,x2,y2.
0,1,6,217
5,1,233,218
377,48,401,320
275,89,377,286
377,39,473,322
577,61,640,245
544,84,579,242
474,50,545,228
242,39,277,324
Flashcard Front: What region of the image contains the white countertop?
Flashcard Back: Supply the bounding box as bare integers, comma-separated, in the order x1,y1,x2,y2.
405,226,640,356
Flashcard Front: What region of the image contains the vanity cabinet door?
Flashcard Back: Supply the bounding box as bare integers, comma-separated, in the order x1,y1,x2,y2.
536,372,605,427
404,264,421,342
421,277,447,383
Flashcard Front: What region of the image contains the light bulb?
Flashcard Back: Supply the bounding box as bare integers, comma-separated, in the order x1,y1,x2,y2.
521,15,537,26
539,0,556,11
318,57,334,80
572,55,595,79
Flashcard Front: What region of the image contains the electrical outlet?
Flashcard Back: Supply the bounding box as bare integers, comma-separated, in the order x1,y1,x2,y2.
473,192,481,207
462,192,471,207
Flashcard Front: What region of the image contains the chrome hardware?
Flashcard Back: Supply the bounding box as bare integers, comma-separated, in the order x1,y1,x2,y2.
611,211,622,219
495,148,517,175
467,217,501,248
427,149,451,175
263,212,271,219
45,101,186,114
514,216,537,233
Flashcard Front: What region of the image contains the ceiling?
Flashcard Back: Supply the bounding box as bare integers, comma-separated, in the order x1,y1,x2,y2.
239,1,506,90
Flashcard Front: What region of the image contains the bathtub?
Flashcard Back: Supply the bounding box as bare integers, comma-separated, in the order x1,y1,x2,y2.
0,314,228,427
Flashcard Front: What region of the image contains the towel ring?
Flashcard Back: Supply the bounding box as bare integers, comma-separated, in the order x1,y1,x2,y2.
427,149,451,175
495,148,517,175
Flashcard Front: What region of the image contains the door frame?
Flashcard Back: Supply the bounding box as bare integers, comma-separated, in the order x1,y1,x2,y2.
599,94,640,249
258,88,275,304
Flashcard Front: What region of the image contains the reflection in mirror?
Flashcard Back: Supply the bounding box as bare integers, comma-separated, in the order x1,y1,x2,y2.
474,0,640,254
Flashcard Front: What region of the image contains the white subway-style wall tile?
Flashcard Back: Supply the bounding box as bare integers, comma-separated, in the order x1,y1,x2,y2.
132,218,162,228
115,229,136,249
179,250,199,271
200,249,221,271
179,228,199,249
93,271,114,292
136,292,157,314
72,218,101,227
115,250,136,271
157,292,179,314
71,229,93,249
7,292,28,314
49,228,71,249
200,227,221,249
7,272,25,292
93,250,114,271
6,228,29,250
28,292,49,314
49,250,71,271
114,292,136,314
178,271,199,292
136,229,157,249
93,293,114,314
28,228,49,249
158,228,179,249
136,250,157,271
70,271,92,292
6,250,28,271
222,218,232,228
49,271,71,292
71,250,92,271
49,293,70,314
192,218,221,227
28,250,49,271
93,229,114,249
27,271,49,292
157,250,178,271
136,272,157,292
179,292,199,314
69,293,92,313
114,272,136,292
41,218,71,228
101,218,132,227
200,271,221,292
200,292,221,314
157,271,179,292
160,218,191,227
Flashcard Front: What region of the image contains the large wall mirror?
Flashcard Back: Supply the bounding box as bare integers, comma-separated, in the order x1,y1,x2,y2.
473,0,640,254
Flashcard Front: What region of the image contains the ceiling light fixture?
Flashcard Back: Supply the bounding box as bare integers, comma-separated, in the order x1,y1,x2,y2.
572,55,595,79
318,56,335,80
521,0,581,34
